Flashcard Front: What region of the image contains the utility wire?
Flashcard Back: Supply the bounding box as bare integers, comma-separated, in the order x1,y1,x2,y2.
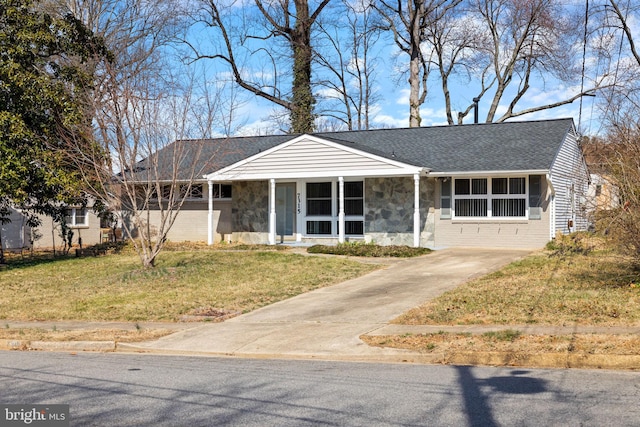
579,0,589,133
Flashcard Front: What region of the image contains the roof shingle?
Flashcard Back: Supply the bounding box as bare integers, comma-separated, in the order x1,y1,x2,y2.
148,118,575,180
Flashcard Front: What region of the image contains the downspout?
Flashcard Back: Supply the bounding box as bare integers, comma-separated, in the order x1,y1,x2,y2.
546,174,556,240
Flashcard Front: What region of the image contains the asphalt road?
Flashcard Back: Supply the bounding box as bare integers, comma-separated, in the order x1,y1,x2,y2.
1,352,639,426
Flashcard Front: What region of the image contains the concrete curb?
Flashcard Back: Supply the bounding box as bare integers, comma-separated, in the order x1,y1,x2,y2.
370,324,640,336
3,339,640,370
115,343,640,370
0,340,116,352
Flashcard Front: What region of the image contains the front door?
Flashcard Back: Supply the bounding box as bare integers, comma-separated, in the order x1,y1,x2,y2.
276,183,296,242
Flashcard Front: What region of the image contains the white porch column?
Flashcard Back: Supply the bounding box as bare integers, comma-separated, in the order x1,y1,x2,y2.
269,179,276,245
338,177,345,243
207,180,214,245
413,174,420,248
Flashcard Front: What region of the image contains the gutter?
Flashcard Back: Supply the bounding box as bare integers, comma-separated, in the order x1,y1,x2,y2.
428,169,549,177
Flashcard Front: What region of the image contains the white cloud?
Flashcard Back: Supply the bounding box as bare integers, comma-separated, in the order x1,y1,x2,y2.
372,113,408,128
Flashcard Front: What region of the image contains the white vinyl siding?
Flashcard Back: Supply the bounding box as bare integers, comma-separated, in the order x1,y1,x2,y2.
209,136,422,181
243,139,402,174
549,130,589,234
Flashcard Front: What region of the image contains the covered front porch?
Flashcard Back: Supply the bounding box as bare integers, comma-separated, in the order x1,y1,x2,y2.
203,134,429,248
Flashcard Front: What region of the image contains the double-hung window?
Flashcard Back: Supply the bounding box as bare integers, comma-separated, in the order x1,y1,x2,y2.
178,184,204,199
154,183,231,201
64,207,88,227
454,178,488,217
453,177,527,219
305,181,364,236
343,181,364,235
491,177,526,217
306,182,333,235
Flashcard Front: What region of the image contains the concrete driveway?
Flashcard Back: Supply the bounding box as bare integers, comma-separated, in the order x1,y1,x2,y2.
126,248,531,359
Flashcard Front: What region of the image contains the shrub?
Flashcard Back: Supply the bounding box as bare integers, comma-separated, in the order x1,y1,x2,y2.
307,242,431,257
546,232,594,256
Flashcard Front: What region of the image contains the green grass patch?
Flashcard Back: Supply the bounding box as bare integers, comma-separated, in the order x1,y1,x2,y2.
0,247,379,322
482,329,521,342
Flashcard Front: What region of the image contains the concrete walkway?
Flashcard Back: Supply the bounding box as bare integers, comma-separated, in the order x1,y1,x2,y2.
122,248,532,359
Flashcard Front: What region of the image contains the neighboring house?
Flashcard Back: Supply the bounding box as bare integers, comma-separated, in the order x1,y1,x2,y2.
587,173,620,212
1,204,102,251
582,139,620,214
136,118,590,249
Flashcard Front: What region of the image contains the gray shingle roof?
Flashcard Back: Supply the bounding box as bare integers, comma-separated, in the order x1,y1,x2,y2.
316,118,575,173
148,118,575,180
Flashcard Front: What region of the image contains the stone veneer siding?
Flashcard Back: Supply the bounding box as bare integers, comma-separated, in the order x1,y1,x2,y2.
365,177,435,247
232,181,269,233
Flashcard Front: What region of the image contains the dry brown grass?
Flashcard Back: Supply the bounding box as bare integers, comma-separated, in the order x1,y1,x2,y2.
395,246,640,327
0,245,380,322
0,328,173,343
368,235,640,360
362,332,640,356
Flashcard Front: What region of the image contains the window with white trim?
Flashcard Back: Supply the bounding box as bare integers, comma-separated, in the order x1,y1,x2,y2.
306,182,333,235
180,184,203,199
305,181,364,236
64,208,88,227
453,177,528,218
343,181,364,235
153,183,231,201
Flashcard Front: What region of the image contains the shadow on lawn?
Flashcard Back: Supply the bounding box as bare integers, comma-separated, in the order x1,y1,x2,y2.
0,242,126,270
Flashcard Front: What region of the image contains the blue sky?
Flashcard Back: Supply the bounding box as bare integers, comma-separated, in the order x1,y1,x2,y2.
183,0,637,139
216,59,601,137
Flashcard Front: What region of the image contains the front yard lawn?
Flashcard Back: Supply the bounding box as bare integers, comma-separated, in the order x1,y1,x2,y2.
364,234,640,359
395,246,640,326
0,245,380,322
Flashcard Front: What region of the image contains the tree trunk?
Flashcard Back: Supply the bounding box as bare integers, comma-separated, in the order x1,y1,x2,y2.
291,0,315,133
408,47,422,128
408,0,424,128
0,229,4,264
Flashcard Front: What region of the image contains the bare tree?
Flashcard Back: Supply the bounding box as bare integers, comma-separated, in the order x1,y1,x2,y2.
608,0,640,67
597,0,640,128
52,0,233,268
66,63,230,268
190,0,330,134
590,118,640,260
422,1,488,124
375,0,461,127
584,1,640,259
315,0,382,130
466,0,611,123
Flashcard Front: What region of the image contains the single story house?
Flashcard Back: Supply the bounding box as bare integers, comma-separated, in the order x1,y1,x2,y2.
1,204,102,252
144,118,589,249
